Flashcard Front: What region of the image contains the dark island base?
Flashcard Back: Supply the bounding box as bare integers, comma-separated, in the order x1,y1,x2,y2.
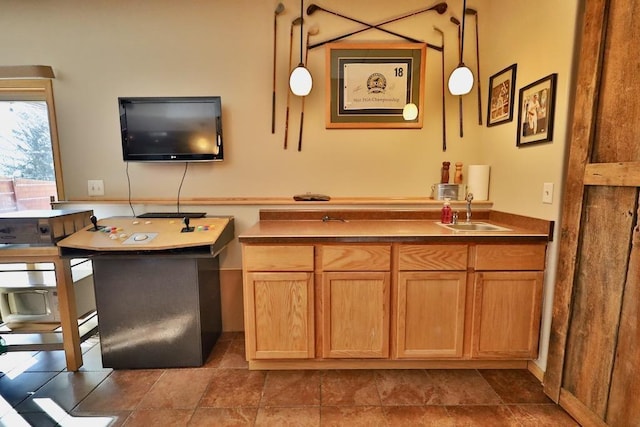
92,255,222,369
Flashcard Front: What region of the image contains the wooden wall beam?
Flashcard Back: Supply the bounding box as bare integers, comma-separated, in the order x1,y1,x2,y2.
584,162,640,186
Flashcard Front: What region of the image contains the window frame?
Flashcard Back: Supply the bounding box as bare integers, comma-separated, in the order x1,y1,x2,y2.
0,79,65,201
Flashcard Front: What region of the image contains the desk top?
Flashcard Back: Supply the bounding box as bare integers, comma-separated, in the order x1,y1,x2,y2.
57,216,234,252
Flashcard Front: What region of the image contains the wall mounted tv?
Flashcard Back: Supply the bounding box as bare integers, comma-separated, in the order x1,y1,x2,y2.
119,96,223,162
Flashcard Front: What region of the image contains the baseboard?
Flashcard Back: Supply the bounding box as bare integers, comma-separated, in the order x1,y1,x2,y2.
527,360,544,382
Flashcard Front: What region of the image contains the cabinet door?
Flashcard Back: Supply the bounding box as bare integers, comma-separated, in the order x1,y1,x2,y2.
244,272,314,359
472,271,543,359
322,271,390,358
395,272,467,358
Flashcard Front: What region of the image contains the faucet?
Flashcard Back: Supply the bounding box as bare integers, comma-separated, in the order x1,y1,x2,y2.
465,193,474,223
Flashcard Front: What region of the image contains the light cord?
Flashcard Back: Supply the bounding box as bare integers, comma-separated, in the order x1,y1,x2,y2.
460,0,466,62
299,0,304,64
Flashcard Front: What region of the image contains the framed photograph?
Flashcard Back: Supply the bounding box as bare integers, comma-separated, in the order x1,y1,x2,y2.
486,64,517,127
516,73,558,146
325,42,426,129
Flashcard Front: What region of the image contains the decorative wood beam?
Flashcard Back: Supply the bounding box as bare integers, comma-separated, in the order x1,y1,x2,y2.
584,162,640,186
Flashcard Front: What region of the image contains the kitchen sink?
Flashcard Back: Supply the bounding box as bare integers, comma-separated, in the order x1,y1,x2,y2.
438,222,511,232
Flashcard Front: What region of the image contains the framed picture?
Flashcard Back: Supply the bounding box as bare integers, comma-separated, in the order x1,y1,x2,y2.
325,42,426,129
486,64,517,127
516,73,558,146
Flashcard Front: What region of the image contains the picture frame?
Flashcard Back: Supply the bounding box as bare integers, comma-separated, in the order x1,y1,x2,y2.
325,42,426,129
486,64,517,127
516,73,558,146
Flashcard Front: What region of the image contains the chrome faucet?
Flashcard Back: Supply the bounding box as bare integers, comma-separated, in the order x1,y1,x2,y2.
465,193,474,223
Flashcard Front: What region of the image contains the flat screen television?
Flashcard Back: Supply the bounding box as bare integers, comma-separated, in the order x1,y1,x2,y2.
118,96,223,162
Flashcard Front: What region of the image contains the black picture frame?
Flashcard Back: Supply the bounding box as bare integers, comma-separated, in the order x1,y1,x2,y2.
486,64,517,127
516,73,558,146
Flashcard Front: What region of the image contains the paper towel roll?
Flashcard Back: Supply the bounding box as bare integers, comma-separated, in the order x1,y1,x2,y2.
467,165,491,200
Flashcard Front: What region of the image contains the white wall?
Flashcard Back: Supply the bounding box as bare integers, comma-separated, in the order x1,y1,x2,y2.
479,0,582,371
0,0,582,366
0,0,486,200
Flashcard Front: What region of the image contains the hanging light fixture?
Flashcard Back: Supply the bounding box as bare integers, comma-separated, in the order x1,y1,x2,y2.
289,0,313,96
447,0,474,95
402,103,418,121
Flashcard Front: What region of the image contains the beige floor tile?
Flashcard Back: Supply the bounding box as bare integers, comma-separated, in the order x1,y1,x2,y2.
261,370,321,407
445,405,520,427
383,406,455,427
479,369,553,404
137,368,215,409
122,408,193,426
321,370,381,406
255,406,320,427
374,369,436,406
426,369,502,405
219,339,249,369
199,368,265,408
188,407,257,427
74,370,163,412
509,404,581,426
321,406,387,427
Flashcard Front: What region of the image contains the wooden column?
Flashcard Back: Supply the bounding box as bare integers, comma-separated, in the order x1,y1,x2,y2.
544,0,640,425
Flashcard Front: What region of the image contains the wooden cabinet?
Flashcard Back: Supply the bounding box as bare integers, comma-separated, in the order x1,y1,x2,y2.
471,244,546,359
241,240,547,368
322,271,390,358
395,245,468,359
242,245,314,359
320,245,391,358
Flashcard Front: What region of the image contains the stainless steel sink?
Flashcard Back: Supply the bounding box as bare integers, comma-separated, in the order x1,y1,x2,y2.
438,222,511,232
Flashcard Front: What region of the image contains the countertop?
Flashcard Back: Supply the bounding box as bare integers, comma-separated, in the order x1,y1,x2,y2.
57,216,235,253
239,210,553,244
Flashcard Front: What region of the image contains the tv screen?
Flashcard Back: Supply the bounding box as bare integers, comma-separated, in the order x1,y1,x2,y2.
119,96,223,162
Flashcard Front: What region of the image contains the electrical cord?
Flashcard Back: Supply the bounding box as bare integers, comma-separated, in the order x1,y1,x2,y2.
126,162,136,217
125,161,190,217
176,162,189,213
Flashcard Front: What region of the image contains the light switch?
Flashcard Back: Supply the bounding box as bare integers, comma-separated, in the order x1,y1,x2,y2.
542,182,554,204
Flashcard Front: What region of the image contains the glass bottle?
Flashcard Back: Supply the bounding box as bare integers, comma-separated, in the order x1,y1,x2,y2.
441,198,453,224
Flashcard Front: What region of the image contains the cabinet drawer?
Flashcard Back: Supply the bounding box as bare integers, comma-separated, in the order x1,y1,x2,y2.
243,245,314,271
399,245,468,271
475,244,546,271
321,245,390,271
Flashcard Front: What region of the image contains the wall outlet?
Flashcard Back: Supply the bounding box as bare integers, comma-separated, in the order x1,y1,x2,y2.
88,180,104,196
542,182,554,204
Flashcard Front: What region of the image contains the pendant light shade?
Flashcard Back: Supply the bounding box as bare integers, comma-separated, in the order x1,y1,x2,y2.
448,0,474,96
289,0,312,96
290,65,313,96
402,103,418,121
448,65,474,95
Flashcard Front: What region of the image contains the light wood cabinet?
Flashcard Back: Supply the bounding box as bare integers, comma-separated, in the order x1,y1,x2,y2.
243,246,315,359
320,245,391,358
395,245,468,359
322,271,390,358
241,240,546,368
396,271,467,358
471,244,546,359
471,271,543,359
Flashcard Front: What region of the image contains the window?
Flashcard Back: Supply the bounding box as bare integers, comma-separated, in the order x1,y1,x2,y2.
0,79,63,212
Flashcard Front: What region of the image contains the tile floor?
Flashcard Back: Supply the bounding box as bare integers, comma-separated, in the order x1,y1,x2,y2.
0,332,579,426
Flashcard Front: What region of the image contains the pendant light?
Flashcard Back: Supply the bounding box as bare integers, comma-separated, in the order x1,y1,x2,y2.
289,0,313,96
402,103,418,120
448,0,474,95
